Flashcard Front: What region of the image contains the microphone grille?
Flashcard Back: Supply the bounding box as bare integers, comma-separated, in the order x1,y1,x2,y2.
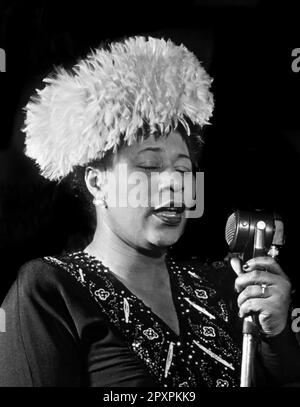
225,212,237,246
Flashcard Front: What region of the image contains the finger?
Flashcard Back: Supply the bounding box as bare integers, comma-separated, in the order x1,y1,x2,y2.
235,270,278,293
239,298,264,318
230,257,243,277
237,284,271,307
243,256,286,277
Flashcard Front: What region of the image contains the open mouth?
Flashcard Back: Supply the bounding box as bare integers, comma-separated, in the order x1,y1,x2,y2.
152,202,185,225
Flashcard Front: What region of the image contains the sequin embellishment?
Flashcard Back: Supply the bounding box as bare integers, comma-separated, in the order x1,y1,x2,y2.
164,342,174,377
216,379,229,387
95,288,110,301
184,297,216,320
203,326,216,337
195,289,208,299
123,298,130,323
143,328,159,340
193,340,235,370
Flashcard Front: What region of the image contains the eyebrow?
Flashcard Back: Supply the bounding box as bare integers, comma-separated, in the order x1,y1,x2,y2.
137,147,192,161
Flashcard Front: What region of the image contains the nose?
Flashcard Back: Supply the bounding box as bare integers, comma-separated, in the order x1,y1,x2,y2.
157,168,184,194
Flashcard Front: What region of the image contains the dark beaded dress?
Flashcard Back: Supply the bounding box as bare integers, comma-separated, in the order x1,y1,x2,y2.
0,250,244,387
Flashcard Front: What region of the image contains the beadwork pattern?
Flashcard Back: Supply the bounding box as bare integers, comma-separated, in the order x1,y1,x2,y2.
43,251,241,387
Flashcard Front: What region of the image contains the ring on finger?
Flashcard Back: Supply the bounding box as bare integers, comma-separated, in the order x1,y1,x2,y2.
260,283,268,297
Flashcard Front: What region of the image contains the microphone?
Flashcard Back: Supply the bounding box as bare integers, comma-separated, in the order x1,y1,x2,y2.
225,209,284,262
225,209,285,387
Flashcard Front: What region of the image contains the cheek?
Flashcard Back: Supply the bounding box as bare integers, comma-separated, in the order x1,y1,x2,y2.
106,171,152,208
127,178,152,208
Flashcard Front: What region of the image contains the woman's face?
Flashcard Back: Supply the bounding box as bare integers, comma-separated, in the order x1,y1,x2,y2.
99,131,194,253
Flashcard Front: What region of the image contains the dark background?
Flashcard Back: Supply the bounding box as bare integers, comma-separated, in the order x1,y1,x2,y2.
0,0,300,302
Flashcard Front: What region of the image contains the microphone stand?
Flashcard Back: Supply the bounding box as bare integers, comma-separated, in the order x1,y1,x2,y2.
240,316,259,386
240,221,265,387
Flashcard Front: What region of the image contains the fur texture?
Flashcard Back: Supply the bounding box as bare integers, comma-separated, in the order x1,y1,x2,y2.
23,36,214,180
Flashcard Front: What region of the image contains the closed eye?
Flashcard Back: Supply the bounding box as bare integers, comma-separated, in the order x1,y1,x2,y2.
137,166,192,173
137,165,161,171
176,168,192,174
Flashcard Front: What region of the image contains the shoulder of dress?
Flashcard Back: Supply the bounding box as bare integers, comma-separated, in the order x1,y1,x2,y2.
41,251,103,287
41,250,83,267
16,251,84,291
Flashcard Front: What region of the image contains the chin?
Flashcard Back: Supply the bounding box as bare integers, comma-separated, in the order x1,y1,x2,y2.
147,228,184,248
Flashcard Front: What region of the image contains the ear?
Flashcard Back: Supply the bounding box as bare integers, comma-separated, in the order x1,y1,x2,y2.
84,166,107,200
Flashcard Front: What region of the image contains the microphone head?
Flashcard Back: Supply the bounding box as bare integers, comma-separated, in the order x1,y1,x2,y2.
225,209,278,261
225,212,238,250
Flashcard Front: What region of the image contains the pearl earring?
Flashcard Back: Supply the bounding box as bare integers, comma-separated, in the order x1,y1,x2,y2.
93,198,101,206
93,197,108,209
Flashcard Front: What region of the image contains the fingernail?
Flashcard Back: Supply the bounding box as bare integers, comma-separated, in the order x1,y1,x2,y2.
243,263,250,271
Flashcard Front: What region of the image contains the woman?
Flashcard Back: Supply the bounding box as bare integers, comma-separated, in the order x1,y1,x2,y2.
0,36,299,387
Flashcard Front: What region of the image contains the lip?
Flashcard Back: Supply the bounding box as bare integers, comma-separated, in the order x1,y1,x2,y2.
152,211,183,226
153,200,185,213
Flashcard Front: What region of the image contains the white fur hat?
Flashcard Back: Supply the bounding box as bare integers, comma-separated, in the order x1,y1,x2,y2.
23,36,214,181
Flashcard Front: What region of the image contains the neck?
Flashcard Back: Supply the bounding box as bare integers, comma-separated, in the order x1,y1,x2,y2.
84,221,169,287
